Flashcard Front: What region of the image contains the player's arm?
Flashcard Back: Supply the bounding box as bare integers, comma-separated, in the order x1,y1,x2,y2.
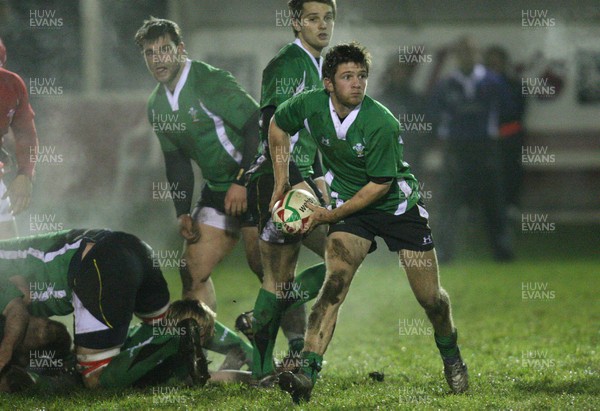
311,154,329,205
0,296,29,373
268,116,292,211
162,149,198,241
307,179,392,230
5,73,38,215
267,92,309,210
224,109,260,216
202,71,258,217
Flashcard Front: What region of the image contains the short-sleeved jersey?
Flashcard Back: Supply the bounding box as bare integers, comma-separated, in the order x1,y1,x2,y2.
253,39,323,179
147,60,259,192
0,68,37,177
274,89,421,215
0,229,86,316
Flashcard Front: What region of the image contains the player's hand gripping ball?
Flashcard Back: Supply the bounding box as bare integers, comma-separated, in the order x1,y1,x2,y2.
272,189,318,234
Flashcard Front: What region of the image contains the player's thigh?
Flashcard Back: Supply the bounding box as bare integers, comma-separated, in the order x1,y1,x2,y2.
241,225,262,278
184,222,239,269
325,231,371,274
259,239,301,291
302,224,327,258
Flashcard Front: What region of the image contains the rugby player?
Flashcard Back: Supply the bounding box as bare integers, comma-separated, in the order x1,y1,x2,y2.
0,37,39,238
135,18,259,366
268,43,469,403
244,0,335,380
0,229,215,390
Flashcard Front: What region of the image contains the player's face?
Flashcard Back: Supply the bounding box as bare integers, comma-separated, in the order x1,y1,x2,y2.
294,2,335,57
142,34,186,89
325,62,368,112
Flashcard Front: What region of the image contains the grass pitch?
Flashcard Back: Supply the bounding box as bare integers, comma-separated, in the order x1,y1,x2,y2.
1,224,598,410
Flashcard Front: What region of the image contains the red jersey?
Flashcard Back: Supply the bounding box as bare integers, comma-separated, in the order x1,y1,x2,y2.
0,67,38,177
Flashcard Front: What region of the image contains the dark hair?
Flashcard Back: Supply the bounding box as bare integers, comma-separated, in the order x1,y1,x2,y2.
42,319,73,358
323,42,371,81
134,17,183,49
288,0,336,37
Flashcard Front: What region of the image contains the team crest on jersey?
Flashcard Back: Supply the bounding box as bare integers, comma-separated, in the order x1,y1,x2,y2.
352,143,365,157
321,136,331,147
188,106,199,122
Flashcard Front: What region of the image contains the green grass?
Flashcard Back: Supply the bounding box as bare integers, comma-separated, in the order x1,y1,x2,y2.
1,224,598,409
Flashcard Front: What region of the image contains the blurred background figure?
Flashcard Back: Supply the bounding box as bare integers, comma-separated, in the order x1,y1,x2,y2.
430,35,515,263
484,45,527,218
0,36,38,239
377,51,431,176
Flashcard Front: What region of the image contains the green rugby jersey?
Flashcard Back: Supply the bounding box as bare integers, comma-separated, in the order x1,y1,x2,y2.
148,59,259,191
0,230,84,317
254,39,323,179
274,89,421,215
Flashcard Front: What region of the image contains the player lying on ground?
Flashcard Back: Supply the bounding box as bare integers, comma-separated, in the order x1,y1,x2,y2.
268,42,469,403
0,302,254,392
242,0,336,380
0,229,252,390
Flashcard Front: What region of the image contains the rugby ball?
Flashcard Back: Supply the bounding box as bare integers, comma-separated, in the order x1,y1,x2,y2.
272,189,318,234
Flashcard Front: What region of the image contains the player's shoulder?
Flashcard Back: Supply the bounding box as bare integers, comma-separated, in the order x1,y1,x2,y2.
289,88,328,109
190,59,233,81
264,43,307,73
361,95,400,131
0,67,27,91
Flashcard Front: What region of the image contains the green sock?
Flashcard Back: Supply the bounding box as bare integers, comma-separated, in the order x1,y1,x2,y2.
288,263,326,309
252,288,285,378
435,329,459,360
206,320,253,360
99,323,181,388
289,337,304,354
300,351,323,385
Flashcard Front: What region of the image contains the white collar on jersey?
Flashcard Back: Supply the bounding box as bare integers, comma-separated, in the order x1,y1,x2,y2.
164,58,192,111
450,63,487,99
293,38,323,79
328,97,362,140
